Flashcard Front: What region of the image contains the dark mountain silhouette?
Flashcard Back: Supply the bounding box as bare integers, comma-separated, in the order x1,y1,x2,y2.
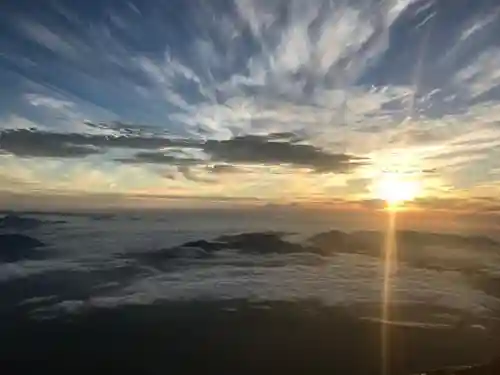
131,246,213,262
309,230,499,256
0,234,46,262
129,229,499,269
214,232,321,254
0,213,66,231
0,213,44,230
308,230,500,273
182,239,227,252
128,232,324,263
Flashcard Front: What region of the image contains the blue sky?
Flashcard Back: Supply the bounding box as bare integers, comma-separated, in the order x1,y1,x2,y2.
1,0,500,212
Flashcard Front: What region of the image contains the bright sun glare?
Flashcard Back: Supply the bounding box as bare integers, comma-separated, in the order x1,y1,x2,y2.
375,172,420,209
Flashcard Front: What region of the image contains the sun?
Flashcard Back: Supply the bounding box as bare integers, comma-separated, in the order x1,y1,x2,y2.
374,172,420,210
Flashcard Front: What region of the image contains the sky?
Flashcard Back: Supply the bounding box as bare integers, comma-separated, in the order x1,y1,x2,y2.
1,0,500,213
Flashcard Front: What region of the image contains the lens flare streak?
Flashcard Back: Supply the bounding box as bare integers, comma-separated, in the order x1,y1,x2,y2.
381,208,397,375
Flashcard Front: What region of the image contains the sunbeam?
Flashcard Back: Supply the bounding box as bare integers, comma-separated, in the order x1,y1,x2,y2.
381,207,398,375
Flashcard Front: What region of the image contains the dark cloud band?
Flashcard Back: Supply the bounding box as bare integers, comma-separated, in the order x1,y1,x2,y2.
0,129,367,174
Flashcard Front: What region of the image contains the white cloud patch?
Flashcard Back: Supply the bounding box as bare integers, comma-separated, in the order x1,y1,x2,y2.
81,253,500,314
25,93,75,111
